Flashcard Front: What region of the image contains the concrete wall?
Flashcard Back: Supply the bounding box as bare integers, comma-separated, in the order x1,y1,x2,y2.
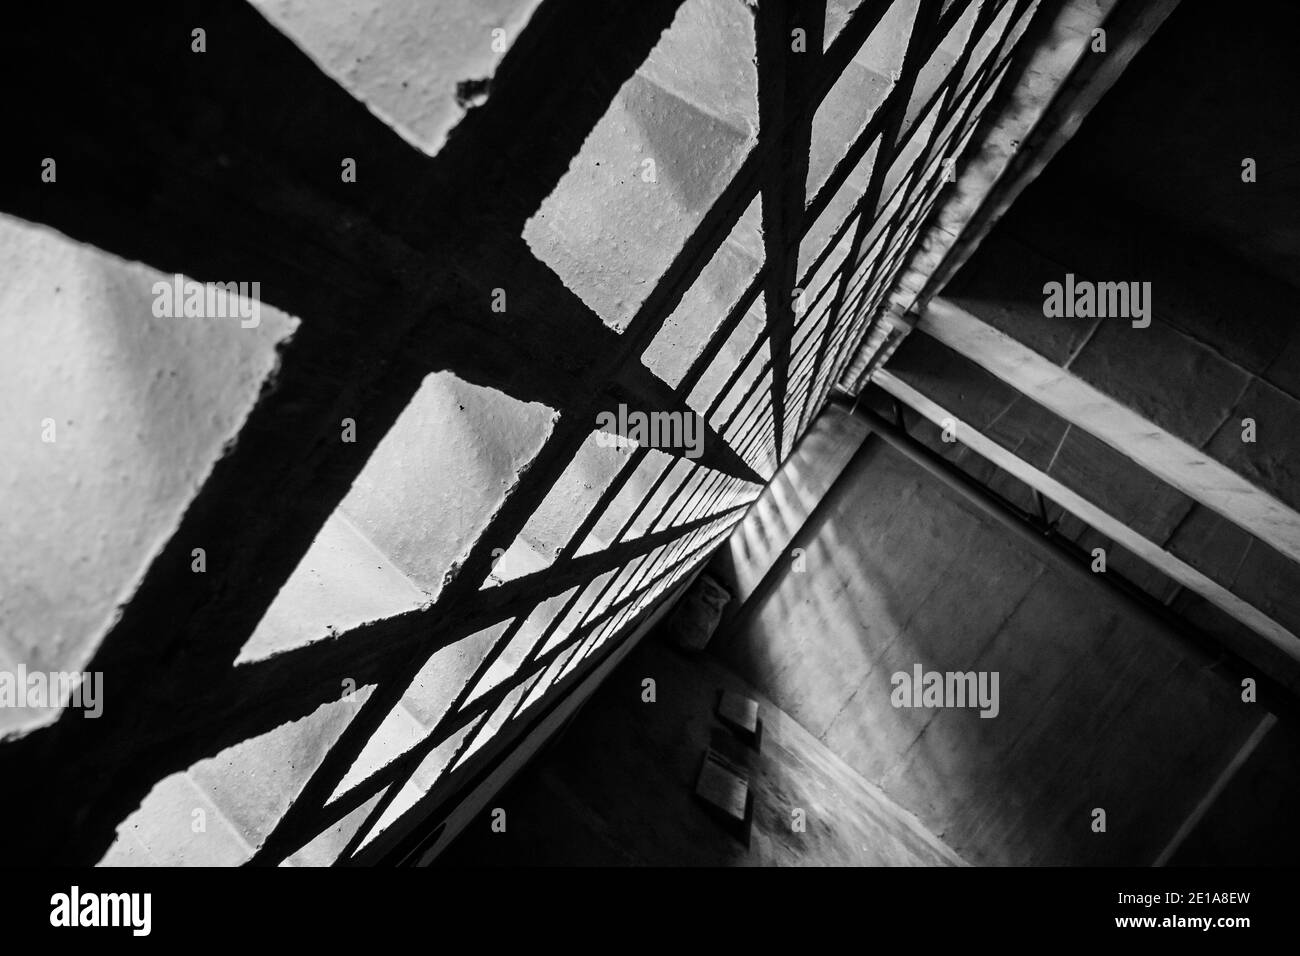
437,631,964,866
0,214,297,737
707,411,1271,865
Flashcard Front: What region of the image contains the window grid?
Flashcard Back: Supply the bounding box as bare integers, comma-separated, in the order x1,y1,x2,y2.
0,0,1044,865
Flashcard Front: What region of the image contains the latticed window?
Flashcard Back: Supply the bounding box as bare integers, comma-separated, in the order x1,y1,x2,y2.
0,0,1069,865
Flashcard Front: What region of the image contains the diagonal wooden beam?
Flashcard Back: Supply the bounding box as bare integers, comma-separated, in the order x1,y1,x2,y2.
756,0,826,464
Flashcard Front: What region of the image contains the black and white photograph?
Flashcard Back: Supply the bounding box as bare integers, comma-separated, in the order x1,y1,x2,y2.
0,0,1295,938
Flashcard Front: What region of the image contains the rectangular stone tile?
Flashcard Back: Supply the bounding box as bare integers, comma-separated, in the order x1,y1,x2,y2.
1068,318,1249,449
1204,376,1300,513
